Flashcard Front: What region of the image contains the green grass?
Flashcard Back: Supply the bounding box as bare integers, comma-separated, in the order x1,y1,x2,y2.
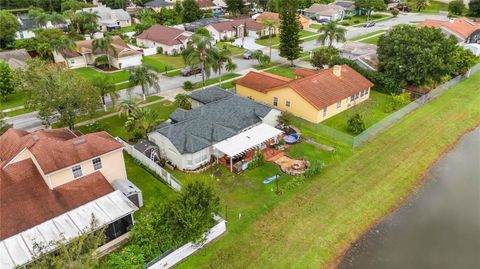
406,0,448,14
219,80,237,89
143,54,185,73
193,73,241,89
264,65,298,79
361,35,382,44
124,153,178,217
1,91,27,111
5,107,33,117
350,30,386,41
216,42,246,55
254,61,280,70
73,67,129,84
309,23,322,30
176,69,480,269
256,30,316,46
120,25,136,33
321,91,395,135
165,70,182,77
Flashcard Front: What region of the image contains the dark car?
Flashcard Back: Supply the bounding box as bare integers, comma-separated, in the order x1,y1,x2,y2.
181,65,202,76
317,18,330,24
364,20,376,28
243,50,255,59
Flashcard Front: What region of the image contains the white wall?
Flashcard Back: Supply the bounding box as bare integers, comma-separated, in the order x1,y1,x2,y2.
136,38,185,55
262,109,281,127
117,55,142,69
206,25,236,42
15,30,35,39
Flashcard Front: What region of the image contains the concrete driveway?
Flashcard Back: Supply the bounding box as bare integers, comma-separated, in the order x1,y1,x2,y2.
231,37,265,51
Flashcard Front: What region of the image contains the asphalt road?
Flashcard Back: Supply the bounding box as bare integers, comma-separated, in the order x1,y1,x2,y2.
5,12,447,131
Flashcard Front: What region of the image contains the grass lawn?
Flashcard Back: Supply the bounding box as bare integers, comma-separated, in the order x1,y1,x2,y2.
256,30,316,46
264,65,298,79
350,30,386,41
321,91,395,135
165,70,182,77
176,71,480,268
193,73,241,89
120,25,136,33
216,42,246,55
361,35,381,44
309,23,322,30
219,80,237,89
1,91,27,111
73,67,129,84
124,153,178,216
254,61,280,70
406,0,448,14
5,107,33,117
143,54,185,73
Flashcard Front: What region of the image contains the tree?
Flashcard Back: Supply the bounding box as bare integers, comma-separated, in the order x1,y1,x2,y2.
0,11,20,48
33,28,75,59
451,46,478,75
279,0,303,66
125,107,163,137
317,21,346,47
211,46,236,85
0,112,12,135
182,33,219,89
377,25,457,86
92,36,113,68
28,8,51,28
0,61,15,102
118,95,139,117
348,113,365,134
174,93,192,110
16,59,99,129
103,0,128,9
262,19,277,60
390,8,399,17
61,0,92,12
354,0,386,15
226,0,245,15
310,46,339,69
448,0,465,16
278,111,293,126
128,66,160,100
92,76,118,111
67,11,98,37
413,0,430,12
470,0,480,17
258,0,270,10
252,50,271,67
182,0,203,23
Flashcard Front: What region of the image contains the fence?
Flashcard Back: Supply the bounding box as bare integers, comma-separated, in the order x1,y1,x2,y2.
147,218,227,269
143,47,158,56
115,137,182,192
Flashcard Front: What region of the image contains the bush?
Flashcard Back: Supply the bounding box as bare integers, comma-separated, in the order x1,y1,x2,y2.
94,55,109,67
105,245,145,268
391,8,399,17
370,14,383,19
277,111,294,126
353,19,361,23
258,33,277,40
386,92,411,112
156,46,163,54
82,121,105,133
304,160,325,178
310,47,339,69
341,21,352,26
249,149,265,169
348,113,366,135
183,81,193,90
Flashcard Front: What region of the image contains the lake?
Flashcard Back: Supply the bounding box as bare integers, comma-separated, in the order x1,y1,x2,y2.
338,128,480,269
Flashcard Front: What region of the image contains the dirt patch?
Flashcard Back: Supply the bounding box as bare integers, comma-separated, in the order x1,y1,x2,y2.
274,156,309,176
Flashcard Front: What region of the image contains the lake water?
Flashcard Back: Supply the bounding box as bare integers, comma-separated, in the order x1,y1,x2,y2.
338,128,480,269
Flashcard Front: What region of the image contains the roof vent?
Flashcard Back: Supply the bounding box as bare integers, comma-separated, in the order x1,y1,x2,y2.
72,138,86,145
32,135,39,142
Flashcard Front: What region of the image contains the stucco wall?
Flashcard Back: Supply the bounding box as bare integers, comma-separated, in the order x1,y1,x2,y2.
136,38,185,55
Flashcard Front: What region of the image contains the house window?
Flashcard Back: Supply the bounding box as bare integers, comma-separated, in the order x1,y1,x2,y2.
336,101,341,109
72,165,83,178
286,100,291,107
323,107,327,117
92,157,102,170
68,58,75,65
273,97,278,107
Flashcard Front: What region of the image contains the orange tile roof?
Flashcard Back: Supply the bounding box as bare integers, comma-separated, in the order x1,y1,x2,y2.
294,68,318,78
238,65,373,110
256,12,280,23
418,18,480,39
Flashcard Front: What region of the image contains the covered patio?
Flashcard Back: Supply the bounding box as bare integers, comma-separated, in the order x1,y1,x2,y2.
213,123,283,172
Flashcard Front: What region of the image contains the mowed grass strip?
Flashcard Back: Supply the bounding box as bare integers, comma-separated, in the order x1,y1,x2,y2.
177,72,480,268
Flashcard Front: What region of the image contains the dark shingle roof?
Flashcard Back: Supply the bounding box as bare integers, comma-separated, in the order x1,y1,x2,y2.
145,0,173,7
156,87,272,154
190,87,233,104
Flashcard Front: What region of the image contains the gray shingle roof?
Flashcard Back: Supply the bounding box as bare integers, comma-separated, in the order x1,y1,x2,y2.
156,87,272,154
145,0,173,7
190,87,233,104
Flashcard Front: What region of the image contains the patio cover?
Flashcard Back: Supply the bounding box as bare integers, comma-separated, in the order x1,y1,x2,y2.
213,123,283,158
0,190,138,269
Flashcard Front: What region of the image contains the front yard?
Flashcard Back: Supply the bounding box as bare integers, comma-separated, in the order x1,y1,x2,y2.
406,0,448,14
255,30,317,46
350,30,386,44
143,54,185,73
216,42,246,55
192,73,241,89
73,67,129,84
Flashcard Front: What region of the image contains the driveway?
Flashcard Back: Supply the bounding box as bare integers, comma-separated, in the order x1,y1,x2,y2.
231,37,265,51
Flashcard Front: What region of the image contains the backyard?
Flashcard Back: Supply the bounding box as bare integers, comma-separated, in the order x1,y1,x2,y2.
143,54,185,73
175,66,480,268
1,91,27,110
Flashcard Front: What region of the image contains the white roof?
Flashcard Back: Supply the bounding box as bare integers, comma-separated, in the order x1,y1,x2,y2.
0,190,137,269
213,123,283,157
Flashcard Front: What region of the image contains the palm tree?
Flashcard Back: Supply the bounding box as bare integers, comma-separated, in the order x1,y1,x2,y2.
211,47,236,85
118,95,139,117
125,108,163,137
127,66,160,100
262,20,277,60
92,75,119,111
92,36,113,68
174,94,192,110
317,21,346,47
182,33,219,89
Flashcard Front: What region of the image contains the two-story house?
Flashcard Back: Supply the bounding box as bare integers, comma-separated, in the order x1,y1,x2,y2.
0,128,142,268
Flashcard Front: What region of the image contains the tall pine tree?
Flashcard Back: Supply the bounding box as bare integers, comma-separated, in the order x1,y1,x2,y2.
182,0,203,23
279,0,302,66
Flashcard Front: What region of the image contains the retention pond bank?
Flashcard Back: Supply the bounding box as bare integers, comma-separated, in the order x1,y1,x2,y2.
339,128,480,269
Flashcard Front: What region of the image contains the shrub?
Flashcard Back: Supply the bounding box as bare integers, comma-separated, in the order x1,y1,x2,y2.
348,113,366,135
391,8,400,17
370,14,383,19
249,149,265,169
353,19,361,23
132,130,144,140
82,121,105,133
183,81,194,90
310,46,339,69
94,55,109,67
277,111,294,126
386,92,411,112
341,21,352,26
105,245,145,268
156,46,163,54
304,160,325,178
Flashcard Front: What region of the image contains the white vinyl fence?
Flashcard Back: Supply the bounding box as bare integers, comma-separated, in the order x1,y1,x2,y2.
115,137,182,192
147,218,227,269
143,47,158,56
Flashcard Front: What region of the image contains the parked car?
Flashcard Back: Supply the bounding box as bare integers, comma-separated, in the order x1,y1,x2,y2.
181,65,201,76
317,18,330,24
243,50,255,59
364,20,376,28
390,5,410,12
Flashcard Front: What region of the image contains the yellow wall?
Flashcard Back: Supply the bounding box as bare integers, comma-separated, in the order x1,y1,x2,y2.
236,84,371,123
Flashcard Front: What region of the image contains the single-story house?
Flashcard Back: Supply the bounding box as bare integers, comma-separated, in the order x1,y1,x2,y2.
340,41,379,70
148,86,282,171
302,4,345,21
198,0,224,16
0,49,32,69
418,17,480,44
15,15,36,39
334,1,359,17
145,0,174,12
136,24,192,55
206,18,264,42
236,65,373,123
53,36,142,69
255,11,311,30
81,4,131,32
184,17,230,32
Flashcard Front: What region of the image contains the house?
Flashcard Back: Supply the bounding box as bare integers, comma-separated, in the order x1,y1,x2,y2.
334,1,358,17
145,0,174,12
0,128,141,268
255,11,311,29
340,41,379,70
54,36,142,69
81,4,131,32
15,15,36,39
206,18,264,42
148,86,282,171
236,65,373,123
418,17,480,43
302,4,345,21
136,25,192,55
184,17,230,32
197,0,224,16
0,49,32,69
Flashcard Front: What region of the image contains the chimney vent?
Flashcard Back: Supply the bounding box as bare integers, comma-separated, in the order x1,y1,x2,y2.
333,65,342,77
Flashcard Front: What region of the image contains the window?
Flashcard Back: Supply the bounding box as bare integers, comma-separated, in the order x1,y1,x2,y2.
68,58,75,65
360,91,364,97
336,101,341,109
273,97,278,107
323,107,327,117
72,165,83,178
286,100,291,107
92,157,102,170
